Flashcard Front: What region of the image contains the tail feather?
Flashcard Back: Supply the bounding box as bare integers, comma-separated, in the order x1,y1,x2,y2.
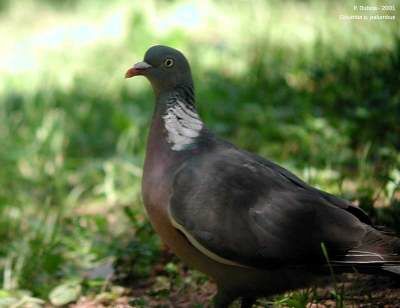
383,265,400,275
330,226,400,277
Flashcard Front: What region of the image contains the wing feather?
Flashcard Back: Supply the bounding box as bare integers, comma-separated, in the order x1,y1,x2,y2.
169,146,400,269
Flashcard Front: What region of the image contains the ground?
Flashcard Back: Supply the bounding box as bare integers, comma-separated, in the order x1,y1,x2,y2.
69,247,400,308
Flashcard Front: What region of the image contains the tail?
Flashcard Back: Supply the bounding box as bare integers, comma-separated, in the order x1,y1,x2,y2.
331,227,400,278
383,265,400,275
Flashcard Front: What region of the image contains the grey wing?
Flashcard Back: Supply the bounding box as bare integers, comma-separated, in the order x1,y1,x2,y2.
168,150,370,268
246,151,373,225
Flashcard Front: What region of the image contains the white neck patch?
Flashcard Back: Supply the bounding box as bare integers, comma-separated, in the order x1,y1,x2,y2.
162,100,203,151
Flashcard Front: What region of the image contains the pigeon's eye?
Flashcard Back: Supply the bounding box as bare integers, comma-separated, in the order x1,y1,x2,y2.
164,58,174,68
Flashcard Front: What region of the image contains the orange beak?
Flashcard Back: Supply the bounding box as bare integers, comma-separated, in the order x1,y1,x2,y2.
125,61,152,78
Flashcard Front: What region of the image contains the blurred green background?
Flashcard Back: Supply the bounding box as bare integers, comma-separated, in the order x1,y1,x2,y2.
0,0,399,306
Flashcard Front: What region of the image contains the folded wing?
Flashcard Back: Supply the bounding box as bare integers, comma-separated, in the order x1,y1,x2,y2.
169,146,400,270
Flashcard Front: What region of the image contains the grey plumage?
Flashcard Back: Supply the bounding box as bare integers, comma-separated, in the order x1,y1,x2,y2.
126,45,400,308
169,144,400,270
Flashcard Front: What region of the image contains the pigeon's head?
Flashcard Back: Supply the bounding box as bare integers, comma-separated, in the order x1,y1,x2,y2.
125,45,193,94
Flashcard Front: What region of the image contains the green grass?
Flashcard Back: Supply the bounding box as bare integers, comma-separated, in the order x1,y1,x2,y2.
0,0,399,306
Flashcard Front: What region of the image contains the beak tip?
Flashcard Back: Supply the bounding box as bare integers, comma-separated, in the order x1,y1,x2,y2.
125,61,152,79
125,68,137,79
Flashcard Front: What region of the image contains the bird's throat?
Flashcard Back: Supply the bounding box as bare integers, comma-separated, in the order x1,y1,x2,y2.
142,87,203,210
